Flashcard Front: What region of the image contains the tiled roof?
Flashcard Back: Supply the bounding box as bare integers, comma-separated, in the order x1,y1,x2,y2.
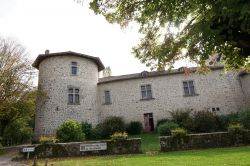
33,51,105,71
98,66,224,84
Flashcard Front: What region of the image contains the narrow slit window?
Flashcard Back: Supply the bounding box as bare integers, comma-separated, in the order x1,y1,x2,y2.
71,62,78,75
104,90,111,104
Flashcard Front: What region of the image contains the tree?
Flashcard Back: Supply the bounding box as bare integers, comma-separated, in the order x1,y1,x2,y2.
103,66,112,77
88,0,250,71
0,38,35,139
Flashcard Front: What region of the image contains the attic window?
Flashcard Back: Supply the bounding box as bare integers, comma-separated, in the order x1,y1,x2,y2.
141,71,149,77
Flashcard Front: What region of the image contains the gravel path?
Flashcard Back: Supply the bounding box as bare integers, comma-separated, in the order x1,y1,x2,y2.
0,155,27,166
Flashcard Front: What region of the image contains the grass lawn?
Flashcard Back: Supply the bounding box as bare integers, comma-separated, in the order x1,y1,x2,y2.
28,146,250,166
129,132,159,152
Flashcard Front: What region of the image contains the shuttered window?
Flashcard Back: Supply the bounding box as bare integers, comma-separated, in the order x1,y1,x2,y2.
183,81,195,96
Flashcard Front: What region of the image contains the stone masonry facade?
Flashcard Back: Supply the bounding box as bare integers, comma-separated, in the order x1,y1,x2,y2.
33,51,250,139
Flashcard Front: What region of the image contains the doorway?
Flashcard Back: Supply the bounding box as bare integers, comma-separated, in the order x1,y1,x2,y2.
143,113,154,132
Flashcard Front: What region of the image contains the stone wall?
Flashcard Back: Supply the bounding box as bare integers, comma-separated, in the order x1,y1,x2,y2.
34,51,249,139
26,138,141,158
98,69,247,128
34,55,99,139
160,131,250,152
240,74,250,107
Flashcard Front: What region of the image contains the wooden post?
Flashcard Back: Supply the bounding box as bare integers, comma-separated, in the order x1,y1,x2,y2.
27,152,30,160
45,159,48,166
33,156,37,166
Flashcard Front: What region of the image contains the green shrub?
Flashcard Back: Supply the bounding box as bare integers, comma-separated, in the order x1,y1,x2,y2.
101,116,126,138
39,136,57,144
126,121,143,135
81,122,92,140
110,132,128,141
90,124,103,140
171,128,188,138
56,120,85,142
228,123,245,134
217,113,240,131
2,119,33,146
193,111,218,133
156,118,171,127
170,109,194,131
239,108,250,129
158,122,179,136
0,143,3,154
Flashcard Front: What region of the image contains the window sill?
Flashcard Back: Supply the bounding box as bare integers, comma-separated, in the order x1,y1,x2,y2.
183,94,199,97
67,103,80,105
70,74,78,76
103,102,112,105
140,97,155,101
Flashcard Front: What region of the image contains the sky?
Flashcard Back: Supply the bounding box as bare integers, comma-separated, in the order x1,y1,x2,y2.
0,0,190,77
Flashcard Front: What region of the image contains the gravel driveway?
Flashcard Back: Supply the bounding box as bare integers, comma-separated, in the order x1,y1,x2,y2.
0,155,27,166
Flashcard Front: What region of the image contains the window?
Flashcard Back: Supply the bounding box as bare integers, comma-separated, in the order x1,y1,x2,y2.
71,62,78,75
141,84,152,99
68,87,80,105
104,90,111,104
183,81,196,96
212,107,220,112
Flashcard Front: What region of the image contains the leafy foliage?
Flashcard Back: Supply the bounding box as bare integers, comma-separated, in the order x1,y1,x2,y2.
111,132,128,141
193,111,218,133
216,112,240,131
126,121,143,135
56,120,85,143
170,109,194,131
0,38,36,146
100,116,126,138
158,122,179,136
90,124,104,140
2,119,33,146
227,123,245,134
39,136,57,144
81,121,92,140
103,66,112,77
156,118,171,128
171,128,188,138
89,0,250,71
238,108,250,129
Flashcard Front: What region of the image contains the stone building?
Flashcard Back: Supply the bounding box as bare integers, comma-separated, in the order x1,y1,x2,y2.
33,51,250,138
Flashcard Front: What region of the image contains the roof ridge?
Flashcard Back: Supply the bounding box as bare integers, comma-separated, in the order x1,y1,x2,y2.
33,51,105,71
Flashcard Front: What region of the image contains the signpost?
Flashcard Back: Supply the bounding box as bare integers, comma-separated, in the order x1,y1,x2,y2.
80,143,107,152
22,147,35,160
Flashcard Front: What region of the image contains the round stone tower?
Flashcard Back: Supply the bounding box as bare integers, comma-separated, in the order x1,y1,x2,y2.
33,51,104,139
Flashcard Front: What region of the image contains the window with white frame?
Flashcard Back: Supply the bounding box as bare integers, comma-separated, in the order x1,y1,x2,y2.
104,90,111,104
71,62,78,75
68,87,80,105
183,81,195,96
141,84,152,99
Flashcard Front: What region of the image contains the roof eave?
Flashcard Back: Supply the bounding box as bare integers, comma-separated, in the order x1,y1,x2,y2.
32,51,105,71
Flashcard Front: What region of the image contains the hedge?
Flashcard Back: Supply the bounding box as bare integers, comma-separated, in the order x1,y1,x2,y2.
160,130,250,152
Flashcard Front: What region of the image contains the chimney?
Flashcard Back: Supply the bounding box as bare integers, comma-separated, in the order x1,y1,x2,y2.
45,49,50,54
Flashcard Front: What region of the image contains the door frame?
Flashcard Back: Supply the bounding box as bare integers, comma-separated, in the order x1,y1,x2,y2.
143,113,154,132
